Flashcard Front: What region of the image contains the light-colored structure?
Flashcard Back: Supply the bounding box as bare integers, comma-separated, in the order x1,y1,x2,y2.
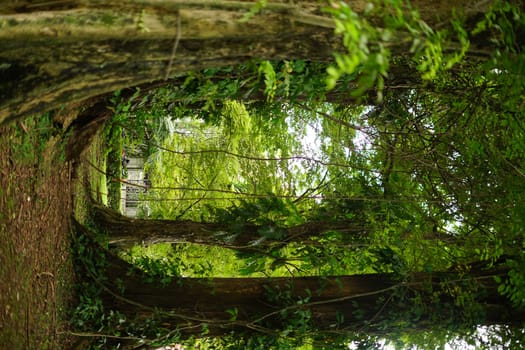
120,157,148,217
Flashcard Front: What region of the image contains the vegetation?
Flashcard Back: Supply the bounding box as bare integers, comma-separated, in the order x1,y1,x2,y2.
1,0,525,349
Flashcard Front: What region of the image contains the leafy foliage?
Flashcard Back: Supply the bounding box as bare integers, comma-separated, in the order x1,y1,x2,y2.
86,0,525,347
326,0,471,100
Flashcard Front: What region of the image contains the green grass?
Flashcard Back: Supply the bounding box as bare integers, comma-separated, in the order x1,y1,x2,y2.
99,156,108,205
86,129,109,205
74,127,109,223
83,120,125,209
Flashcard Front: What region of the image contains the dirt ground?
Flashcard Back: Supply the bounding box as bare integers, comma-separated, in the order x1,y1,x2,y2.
0,117,76,349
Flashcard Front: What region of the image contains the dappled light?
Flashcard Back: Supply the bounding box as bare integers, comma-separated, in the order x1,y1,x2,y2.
1,0,524,349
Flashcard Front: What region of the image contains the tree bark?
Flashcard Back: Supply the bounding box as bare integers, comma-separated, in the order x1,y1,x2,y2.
94,205,364,250
0,0,490,125
0,0,339,124
80,224,524,340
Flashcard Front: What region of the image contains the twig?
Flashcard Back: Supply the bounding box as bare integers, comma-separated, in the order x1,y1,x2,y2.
57,330,144,341
249,284,401,325
357,293,393,332
294,101,368,133
82,156,148,190
164,13,182,80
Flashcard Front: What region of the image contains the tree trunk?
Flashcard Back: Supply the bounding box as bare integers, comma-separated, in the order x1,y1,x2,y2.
0,0,490,125
82,225,524,340
0,0,339,124
94,205,364,250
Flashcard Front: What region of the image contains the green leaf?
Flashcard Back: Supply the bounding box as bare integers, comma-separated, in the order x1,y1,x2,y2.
226,307,238,321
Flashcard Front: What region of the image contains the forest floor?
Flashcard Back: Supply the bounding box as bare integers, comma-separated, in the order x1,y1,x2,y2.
0,114,77,349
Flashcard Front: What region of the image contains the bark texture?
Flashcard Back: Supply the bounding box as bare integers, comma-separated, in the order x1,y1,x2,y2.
94,205,363,249
0,0,338,124
0,0,490,125
73,221,524,339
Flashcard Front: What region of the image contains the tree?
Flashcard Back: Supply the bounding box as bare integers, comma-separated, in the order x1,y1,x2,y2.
75,221,524,348
137,99,311,221
0,0,492,124
89,67,525,345
3,0,525,347
95,204,362,251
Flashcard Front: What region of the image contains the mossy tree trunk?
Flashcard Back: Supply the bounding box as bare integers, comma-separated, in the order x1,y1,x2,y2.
69,218,524,343
94,205,364,250
93,237,523,339
0,0,490,125
0,0,340,124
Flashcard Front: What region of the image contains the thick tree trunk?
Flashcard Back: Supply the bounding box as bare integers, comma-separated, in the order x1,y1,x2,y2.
0,0,490,125
85,227,524,340
0,0,339,124
94,205,364,249
128,63,422,109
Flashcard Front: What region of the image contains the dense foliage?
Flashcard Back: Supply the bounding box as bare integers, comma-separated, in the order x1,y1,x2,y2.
71,0,525,348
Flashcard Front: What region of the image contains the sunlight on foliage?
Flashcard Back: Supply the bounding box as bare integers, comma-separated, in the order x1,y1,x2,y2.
77,0,525,347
